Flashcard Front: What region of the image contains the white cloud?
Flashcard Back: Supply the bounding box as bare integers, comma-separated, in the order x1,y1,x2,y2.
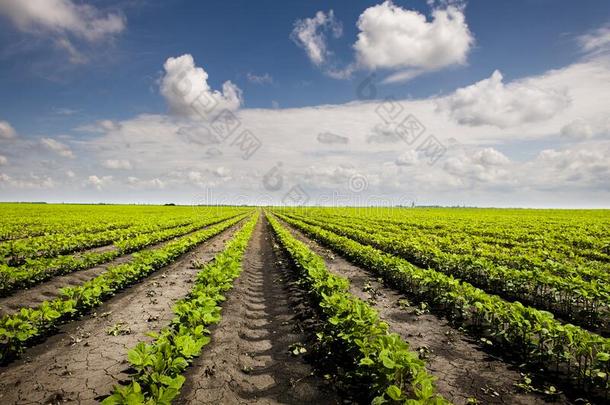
0,155,7,166
291,2,473,82
103,159,132,170
437,70,570,127
471,147,510,166
443,147,511,184
4,50,610,207
530,143,610,190
127,176,165,190
560,117,610,140
159,54,242,118
0,173,55,189
578,25,610,56
40,137,74,158
354,1,473,80
291,10,342,66
87,175,112,190
247,72,273,85
0,120,17,139
0,0,125,64
0,0,125,41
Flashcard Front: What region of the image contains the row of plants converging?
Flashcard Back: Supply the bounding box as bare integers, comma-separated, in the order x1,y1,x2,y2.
0,212,244,295
307,208,610,273
0,207,249,266
283,212,610,334
0,204,143,241
102,212,259,404
267,212,448,404
0,204,239,241
320,210,610,283
275,213,610,398
0,214,248,364
317,207,610,258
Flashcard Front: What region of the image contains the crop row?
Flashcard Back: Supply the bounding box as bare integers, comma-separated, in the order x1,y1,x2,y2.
0,212,242,295
276,213,610,397
267,213,447,404
284,212,610,334
0,214,247,363
103,213,259,404
304,208,610,265
0,208,249,266
320,210,610,284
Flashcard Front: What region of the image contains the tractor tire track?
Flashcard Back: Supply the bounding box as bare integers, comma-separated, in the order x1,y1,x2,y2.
0,223,241,405
177,216,339,404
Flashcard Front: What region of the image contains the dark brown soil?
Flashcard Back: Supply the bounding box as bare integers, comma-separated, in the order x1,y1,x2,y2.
0,224,240,405
0,223,231,317
279,218,572,405
177,216,339,404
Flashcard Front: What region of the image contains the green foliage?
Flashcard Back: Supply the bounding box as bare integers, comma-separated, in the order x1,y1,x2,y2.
266,212,447,404
276,211,610,397
103,213,259,404
0,213,249,363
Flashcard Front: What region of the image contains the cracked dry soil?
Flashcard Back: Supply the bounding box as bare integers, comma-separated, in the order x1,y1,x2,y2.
0,223,241,405
279,218,572,405
177,217,339,404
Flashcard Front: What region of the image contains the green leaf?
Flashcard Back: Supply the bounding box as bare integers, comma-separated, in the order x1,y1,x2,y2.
386,385,402,401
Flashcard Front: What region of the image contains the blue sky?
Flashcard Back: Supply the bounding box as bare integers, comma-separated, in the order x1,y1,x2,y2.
0,0,609,206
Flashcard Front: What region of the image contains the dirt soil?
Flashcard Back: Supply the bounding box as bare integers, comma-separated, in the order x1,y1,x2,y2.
0,223,231,317
0,224,240,405
176,216,339,404
279,218,572,405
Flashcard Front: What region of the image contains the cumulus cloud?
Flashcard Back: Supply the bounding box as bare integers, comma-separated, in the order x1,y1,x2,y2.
291,2,473,82
0,155,7,166
0,120,17,139
317,131,349,144
103,159,132,170
40,138,74,158
531,143,610,190
354,1,473,78
291,10,342,66
443,147,511,184
437,70,570,127
160,54,242,118
86,175,112,190
247,72,273,85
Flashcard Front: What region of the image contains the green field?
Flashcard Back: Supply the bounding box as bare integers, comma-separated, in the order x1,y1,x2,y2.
0,204,608,404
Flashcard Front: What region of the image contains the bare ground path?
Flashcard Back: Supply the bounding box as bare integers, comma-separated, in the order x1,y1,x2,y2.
0,223,241,405
177,216,339,404
278,217,572,405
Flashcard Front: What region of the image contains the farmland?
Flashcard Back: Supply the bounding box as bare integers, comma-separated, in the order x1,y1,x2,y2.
0,204,609,404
